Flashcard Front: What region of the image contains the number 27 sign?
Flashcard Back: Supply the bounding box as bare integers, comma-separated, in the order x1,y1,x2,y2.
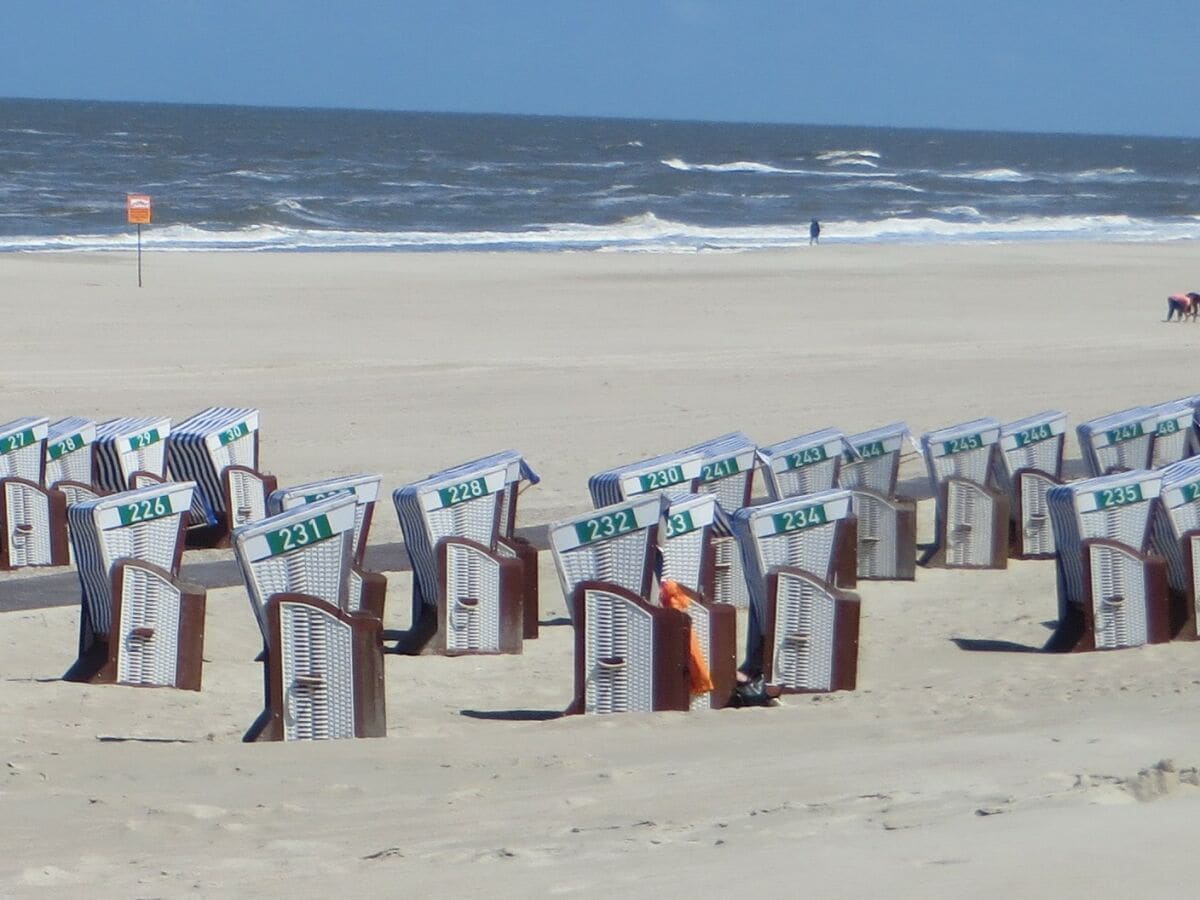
126,194,152,224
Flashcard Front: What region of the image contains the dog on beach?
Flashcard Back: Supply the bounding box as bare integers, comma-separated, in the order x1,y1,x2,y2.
1165,292,1200,322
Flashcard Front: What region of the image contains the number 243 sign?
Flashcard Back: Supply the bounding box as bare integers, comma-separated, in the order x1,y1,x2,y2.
126,194,152,224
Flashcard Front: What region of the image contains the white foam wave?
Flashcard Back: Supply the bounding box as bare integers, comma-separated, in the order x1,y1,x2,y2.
4,212,1199,254
951,168,1031,183
816,149,882,161
663,157,898,179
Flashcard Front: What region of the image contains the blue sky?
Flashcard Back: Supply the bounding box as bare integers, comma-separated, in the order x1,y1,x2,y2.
3,1,1199,137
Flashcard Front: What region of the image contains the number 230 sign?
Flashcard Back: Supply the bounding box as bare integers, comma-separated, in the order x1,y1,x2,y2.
126,194,152,224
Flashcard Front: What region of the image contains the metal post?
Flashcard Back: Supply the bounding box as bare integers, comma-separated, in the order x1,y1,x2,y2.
137,224,142,288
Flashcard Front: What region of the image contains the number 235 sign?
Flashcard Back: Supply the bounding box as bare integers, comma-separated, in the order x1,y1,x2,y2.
126,194,152,224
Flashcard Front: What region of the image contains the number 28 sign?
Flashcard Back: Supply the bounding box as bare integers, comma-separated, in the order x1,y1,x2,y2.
126,194,152,224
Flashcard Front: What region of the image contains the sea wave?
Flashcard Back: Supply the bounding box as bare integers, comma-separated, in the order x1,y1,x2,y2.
815,149,882,162
662,157,899,179
5,212,1199,253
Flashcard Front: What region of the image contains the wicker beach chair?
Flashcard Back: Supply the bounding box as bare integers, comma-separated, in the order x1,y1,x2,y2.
0,417,68,570
994,410,1068,560
838,423,916,579
921,418,1008,569
44,417,99,506
732,489,861,692
837,422,909,496
93,416,172,493
683,432,758,608
167,407,276,546
1148,457,1200,639
268,474,386,622
427,450,541,638
1046,470,1169,651
1076,407,1158,477
394,460,527,655
63,481,204,688
551,495,692,713
233,493,359,633
1147,399,1197,469
758,428,846,501
658,492,737,709
232,494,384,741
587,450,705,509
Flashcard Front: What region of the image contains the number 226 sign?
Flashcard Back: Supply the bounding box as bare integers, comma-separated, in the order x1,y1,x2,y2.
126,194,152,224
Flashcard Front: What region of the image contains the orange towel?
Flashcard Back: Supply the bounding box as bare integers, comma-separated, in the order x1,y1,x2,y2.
659,580,714,694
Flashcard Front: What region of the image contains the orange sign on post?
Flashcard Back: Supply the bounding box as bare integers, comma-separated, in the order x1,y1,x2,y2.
126,194,153,224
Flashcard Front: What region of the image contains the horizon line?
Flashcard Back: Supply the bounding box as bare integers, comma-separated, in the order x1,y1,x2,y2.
3,94,1198,144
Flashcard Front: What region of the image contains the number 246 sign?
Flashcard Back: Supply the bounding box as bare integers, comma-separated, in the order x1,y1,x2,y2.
126,194,152,224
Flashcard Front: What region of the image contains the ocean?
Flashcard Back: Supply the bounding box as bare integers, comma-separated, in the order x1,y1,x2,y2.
3,97,1200,252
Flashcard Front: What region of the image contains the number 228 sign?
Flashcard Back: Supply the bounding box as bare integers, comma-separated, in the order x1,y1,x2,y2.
126,194,152,224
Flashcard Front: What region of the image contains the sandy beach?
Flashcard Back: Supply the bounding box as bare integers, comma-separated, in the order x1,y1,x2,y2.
3,243,1200,897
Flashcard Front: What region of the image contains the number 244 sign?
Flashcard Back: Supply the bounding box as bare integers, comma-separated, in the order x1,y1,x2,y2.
126,194,152,224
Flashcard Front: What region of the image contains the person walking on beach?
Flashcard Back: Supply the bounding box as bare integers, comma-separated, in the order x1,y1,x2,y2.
1165,292,1200,322
809,219,820,245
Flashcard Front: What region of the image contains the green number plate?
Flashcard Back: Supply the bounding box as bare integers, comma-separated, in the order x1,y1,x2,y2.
264,514,334,556
574,508,638,545
942,433,983,455
785,446,828,470
128,429,162,451
698,456,740,483
845,439,886,462
664,510,697,538
47,432,85,460
1094,483,1144,510
1182,482,1200,504
1013,423,1053,448
771,505,828,534
637,465,686,492
1105,423,1143,445
437,476,489,508
117,494,175,526
0,428,36,455
218,421,252,446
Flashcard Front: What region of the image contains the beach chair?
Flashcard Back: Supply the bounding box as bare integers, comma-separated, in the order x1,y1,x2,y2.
1076,407,1158,477
921,418,1008,569
1046,470,1170,651
1171,394,1200,458
658,493,737,709
0,417,68,569
268,474,386,622
1148,457,1200,639
232,494,384,741
167,407,276,546
63,482,204,688
837,423,916,579
685,432,758,608
93,416,172,493
837,422,909,496
758,428,846,501
994,411,1068,560
1148,399,1197,469
394,461,527,655
732,489,861,692
848,489,917,580
44,417,100,506
550,495,692,713
587,450,705,509
429,450,541,638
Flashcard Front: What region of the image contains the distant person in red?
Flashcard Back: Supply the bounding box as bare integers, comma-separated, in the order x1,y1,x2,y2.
809,219,820,245
1166,292,1200,321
